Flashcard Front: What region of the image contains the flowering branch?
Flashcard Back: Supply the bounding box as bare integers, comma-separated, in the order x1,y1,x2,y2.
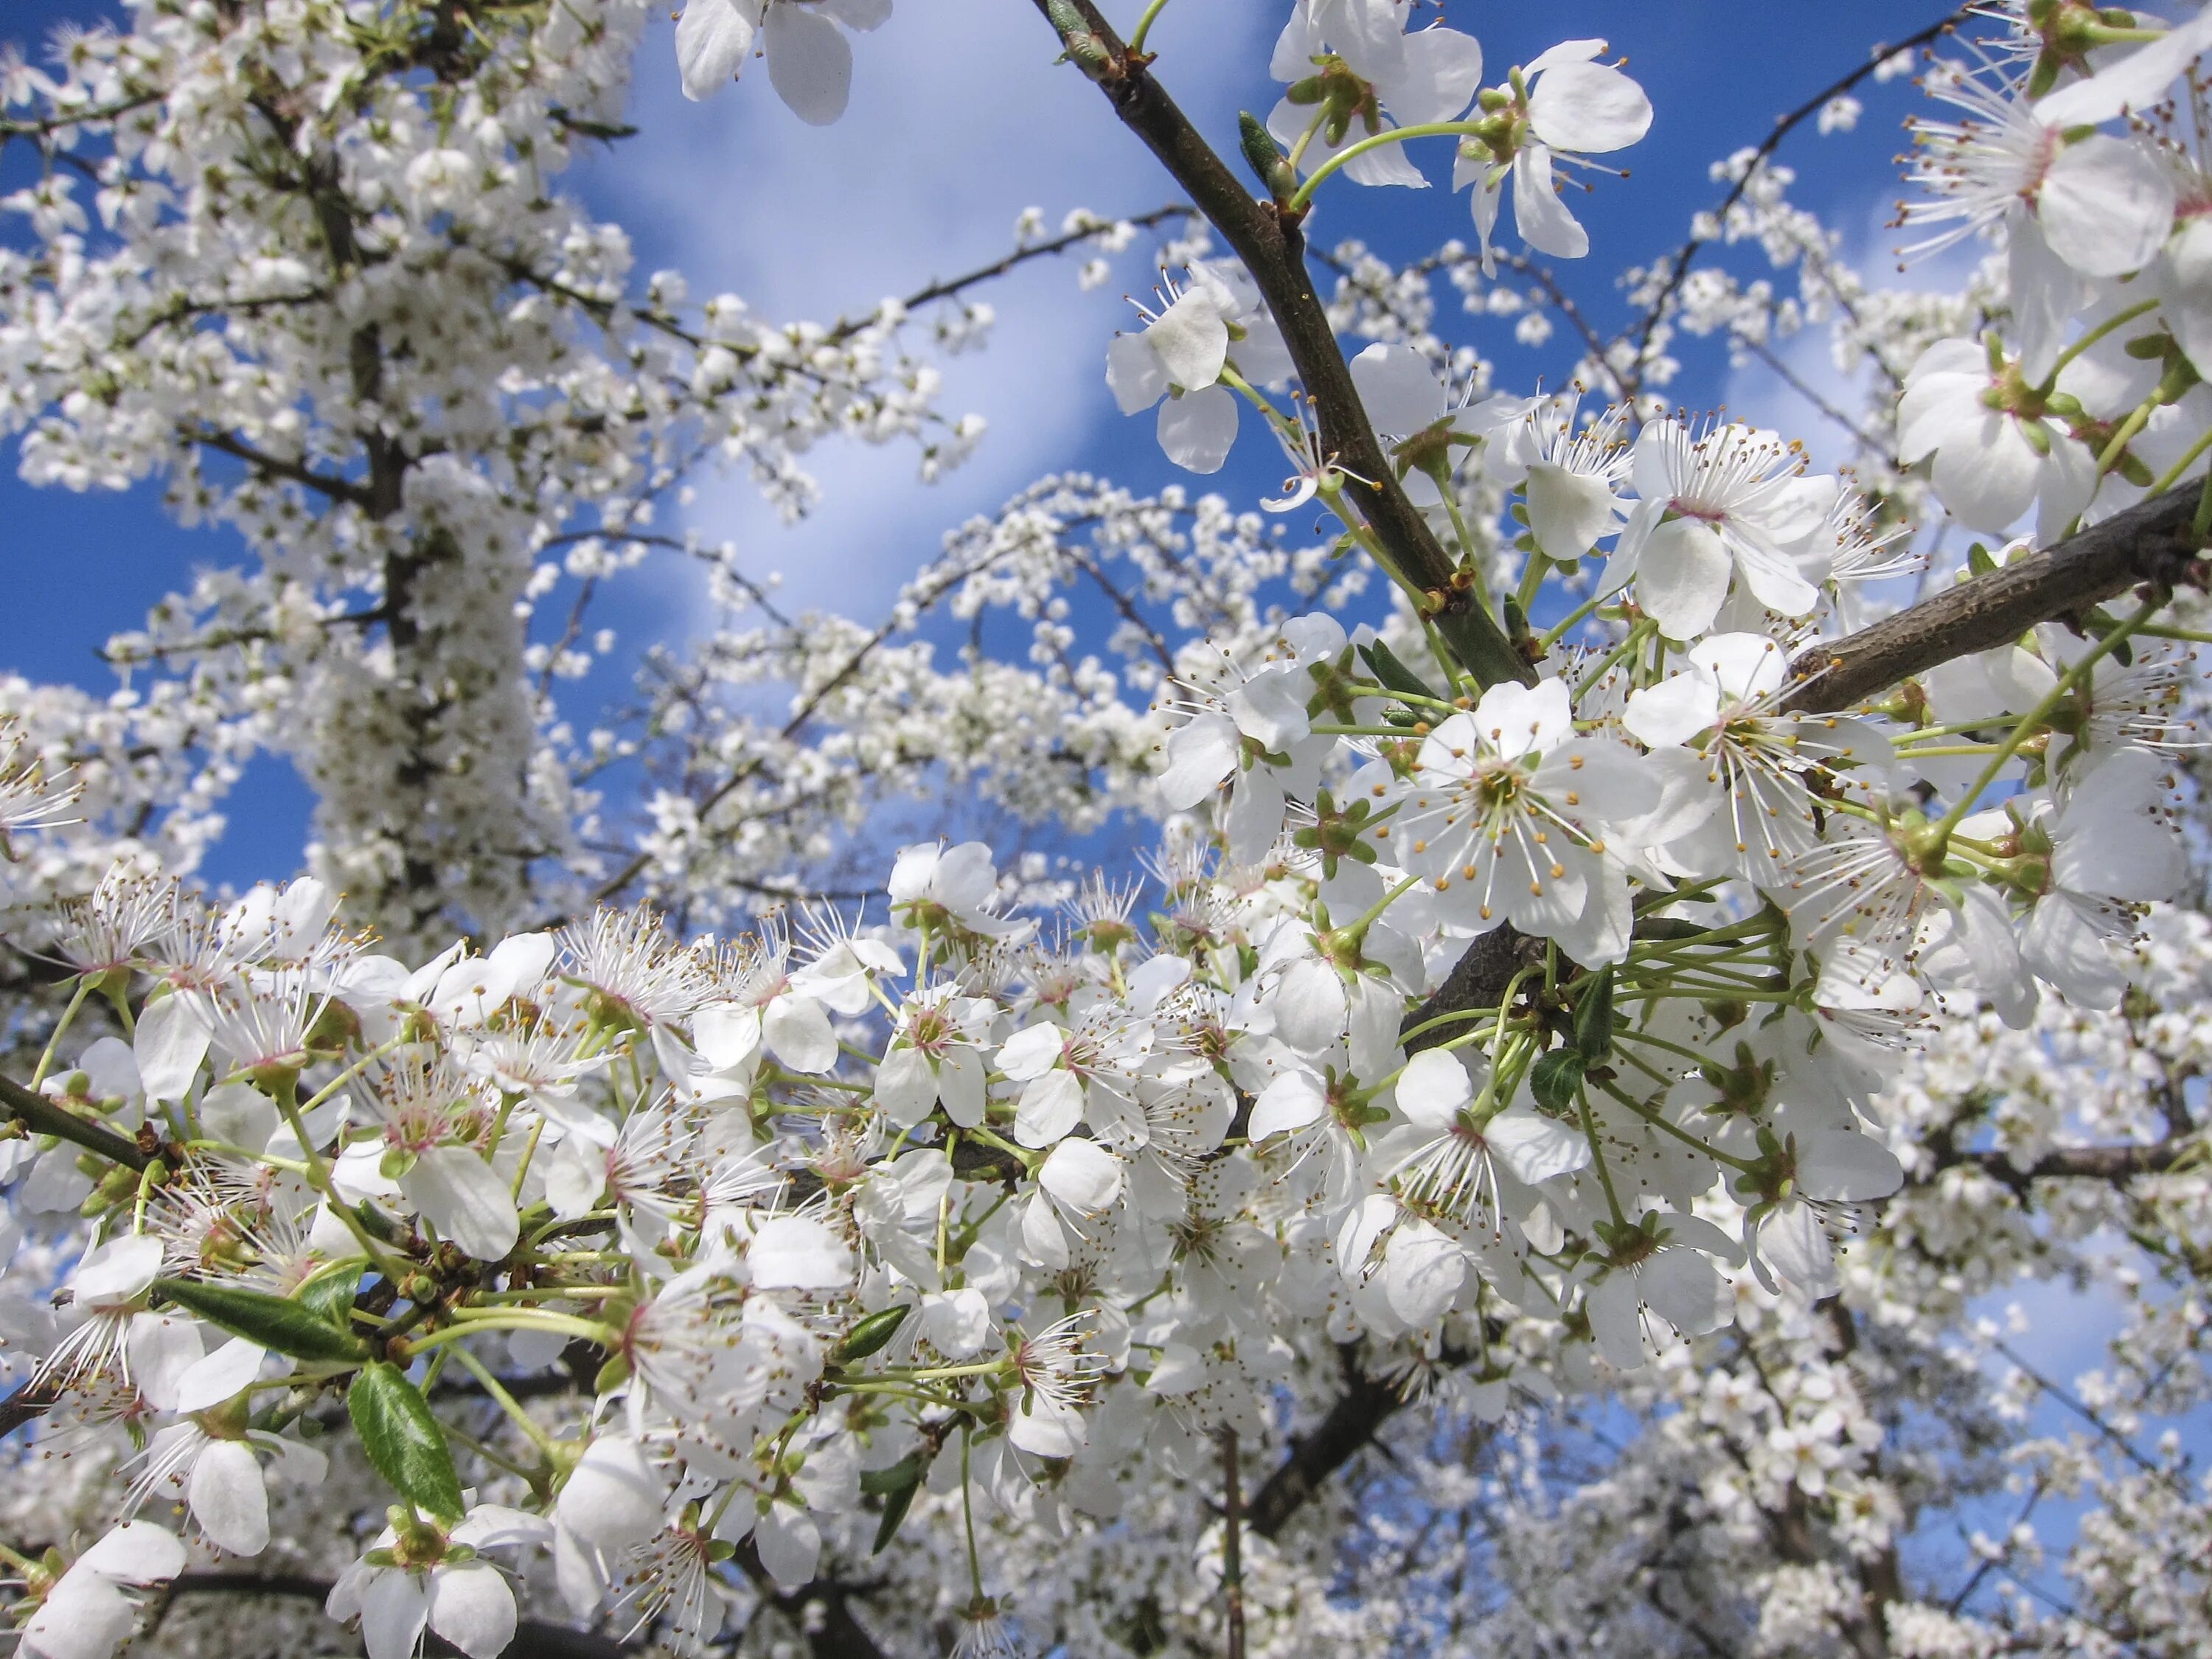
1027,0,1530,688
0,1071,150,1172
1778,486,2206,713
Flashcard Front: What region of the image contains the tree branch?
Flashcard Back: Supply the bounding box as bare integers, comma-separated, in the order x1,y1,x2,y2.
1026,0,1528,688
1958,1138,2197,1192
0,1071,150,1170
731,1538,890,1659
1245,1346,1406,1540
1781,486,2205,713
163,1572,632,1659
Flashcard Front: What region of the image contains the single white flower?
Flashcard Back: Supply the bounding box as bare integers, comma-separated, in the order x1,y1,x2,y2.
1453,41,1652,268
1385,678,1660,964
1607,419,1837,639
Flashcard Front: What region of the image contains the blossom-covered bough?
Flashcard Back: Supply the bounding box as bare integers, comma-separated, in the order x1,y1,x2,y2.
4,0,2212,1655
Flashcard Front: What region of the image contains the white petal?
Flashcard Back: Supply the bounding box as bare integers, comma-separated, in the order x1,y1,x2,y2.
754,1503,821,1588
675,0,757,102
1157,384,1239,473
1528,60,1652,153
1011,1391,1088,1458
2035,7,2212,125
75,1521,186,1585
1623,668,1719,748
1039,1138,1123,1216
1511,142,1589,258
1349,341,1446,434
173,1336,269,1415
692,1002,763,1073
748,1214,853,1290
425,1563,517,1659
2040,134,2175,277
72,1234,164,1308
559,1436,667,1551
1107,332,1169,415
1248,1070,1327,1141
1375,26,1483,125
1640,1247,1731,1338
1394,1048,1473,1131
762,993,838,1074
21,1571,134,1659
1013,1067,1085,1149
1384,1220,1466,1326
188,1439,270,1557
134,993,212,1104
404,1147,520,1262
361,1573,433,1659
1483,1105,1592,1186
1147,290,1230,390
764,1,852,125
1632,517,1732,639
1795,1130,1903,1202
1525,462,1617,562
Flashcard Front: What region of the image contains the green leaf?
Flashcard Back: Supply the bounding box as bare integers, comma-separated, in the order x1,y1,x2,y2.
156,1276,369,1365
869,1458,925,1555
1357,641,1433,703
859,1451,928,1498
1573,967,1616,1066
1529,1049,1585,1115
297,1259,366,1331
348,1361,465,1521
833,1304,911,1365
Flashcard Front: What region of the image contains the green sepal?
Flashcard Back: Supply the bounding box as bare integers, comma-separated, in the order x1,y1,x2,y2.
349,1361,465,1522
156,1276,370,1365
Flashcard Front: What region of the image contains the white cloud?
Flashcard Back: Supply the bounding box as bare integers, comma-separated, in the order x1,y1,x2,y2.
577,1,1270,634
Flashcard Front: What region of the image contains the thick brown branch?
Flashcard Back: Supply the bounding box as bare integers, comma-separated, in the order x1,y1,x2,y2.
1027,0,1527,688
1245,1346,1405,1539
1781,486,2205,712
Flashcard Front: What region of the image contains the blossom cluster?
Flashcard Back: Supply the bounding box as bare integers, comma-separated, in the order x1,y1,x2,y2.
2,1,2212,1657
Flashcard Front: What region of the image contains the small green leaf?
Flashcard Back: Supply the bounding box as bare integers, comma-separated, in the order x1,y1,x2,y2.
297,1259,366,1330
859,1451,928,1498
869,1460,925,1554
1573,967,1616,1066
1357,640,1433,703
348,1361,465,1521
834,1304,911,1365
156,1276,370,1364
1530,1049,1585,1115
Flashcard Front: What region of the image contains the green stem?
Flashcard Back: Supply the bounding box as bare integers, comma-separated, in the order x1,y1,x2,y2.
448,1343,557,1457
2043,296,2160,385
1126,0,1172,55
1287,119,1474,212
2146,424,2212,499
405,1312,615,1354
1576,1087,1627,1227
1538,591,1610,650
31,980,91,1090
1928,597,2154,849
